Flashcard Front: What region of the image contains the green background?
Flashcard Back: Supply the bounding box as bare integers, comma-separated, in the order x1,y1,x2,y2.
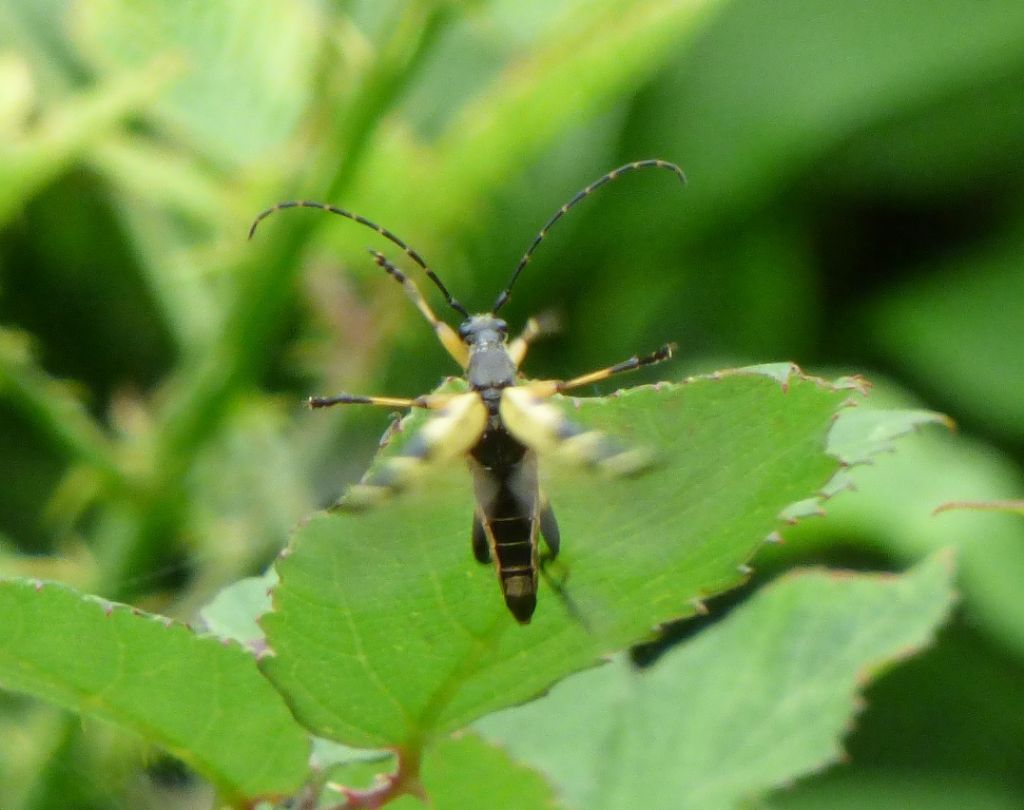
1,0,1023,807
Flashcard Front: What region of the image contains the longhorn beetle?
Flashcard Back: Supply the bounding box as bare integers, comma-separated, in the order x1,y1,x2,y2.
250,160,685,623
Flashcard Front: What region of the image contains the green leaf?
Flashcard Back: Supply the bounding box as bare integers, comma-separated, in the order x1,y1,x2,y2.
70,0,318,167
261,366,861,750
0,578,310,803
316,732,561,809
823,400,952,466
477,553,955,810
783,379,1024,661
423,733,560,810
765,621,1024,809
199,571,276,645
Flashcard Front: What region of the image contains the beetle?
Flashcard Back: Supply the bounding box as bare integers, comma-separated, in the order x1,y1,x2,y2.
250,159,685,623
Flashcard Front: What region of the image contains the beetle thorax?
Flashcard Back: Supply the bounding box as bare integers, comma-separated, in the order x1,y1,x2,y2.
461,314,516,393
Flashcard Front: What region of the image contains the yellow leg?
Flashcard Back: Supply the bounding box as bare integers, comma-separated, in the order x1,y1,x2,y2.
508,312,560,367
369,251,469,369
525,343,676,397
308,392,455,410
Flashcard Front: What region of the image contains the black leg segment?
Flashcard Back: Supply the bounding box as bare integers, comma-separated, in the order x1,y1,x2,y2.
472,513,490,564
540,501,560,557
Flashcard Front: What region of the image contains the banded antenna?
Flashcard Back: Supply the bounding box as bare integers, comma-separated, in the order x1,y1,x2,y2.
492,159,686,313
248,200,469,318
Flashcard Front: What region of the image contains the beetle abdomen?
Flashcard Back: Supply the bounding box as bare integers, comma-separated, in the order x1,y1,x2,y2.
488,487,538,624
470,425,540,624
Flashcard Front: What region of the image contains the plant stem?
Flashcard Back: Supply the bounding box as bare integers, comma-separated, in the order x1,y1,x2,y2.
97,3,454,600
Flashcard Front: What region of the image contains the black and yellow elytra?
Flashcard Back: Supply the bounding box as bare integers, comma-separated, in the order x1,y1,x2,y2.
250,160,685,623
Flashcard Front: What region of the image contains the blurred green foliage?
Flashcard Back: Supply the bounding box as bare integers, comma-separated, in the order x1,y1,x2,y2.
1,0,1023,807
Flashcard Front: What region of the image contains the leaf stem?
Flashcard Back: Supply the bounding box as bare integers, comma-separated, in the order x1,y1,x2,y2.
0,329,126,490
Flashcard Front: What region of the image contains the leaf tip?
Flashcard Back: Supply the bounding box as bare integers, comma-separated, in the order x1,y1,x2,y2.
833,374,871,396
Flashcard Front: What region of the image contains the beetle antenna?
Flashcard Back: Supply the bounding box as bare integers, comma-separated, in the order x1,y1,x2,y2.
249,200,468,318
492,160,686,313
